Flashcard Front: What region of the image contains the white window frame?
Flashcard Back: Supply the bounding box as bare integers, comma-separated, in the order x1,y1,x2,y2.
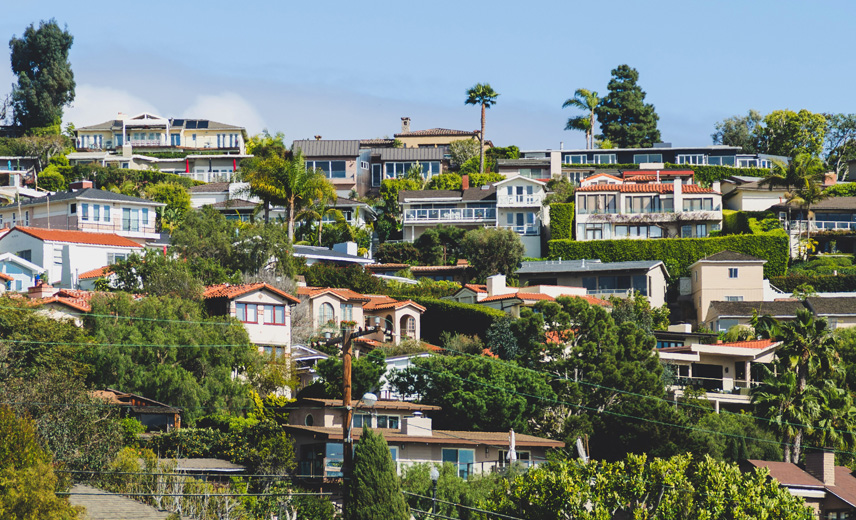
593,153,617,164
676,154,707,165
563,154,587,164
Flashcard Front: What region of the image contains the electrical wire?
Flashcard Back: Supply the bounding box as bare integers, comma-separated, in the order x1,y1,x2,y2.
0,303,240,327
0,338,250,348
402,491,526,520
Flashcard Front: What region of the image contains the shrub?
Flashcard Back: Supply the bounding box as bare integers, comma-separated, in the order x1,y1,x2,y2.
825,182,856,197
375,242,421,265
37,166,66,191
548,231,789,278
770,274,856,293
549,203,574,240
407,297,505,344
721,210,777,235
303,263,386,293
425,173,461,190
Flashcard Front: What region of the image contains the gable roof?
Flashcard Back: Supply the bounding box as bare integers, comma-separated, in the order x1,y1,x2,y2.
394,128,477,137
363,294,426,312
493,176,547,187
33,288,96,312
694,250,765,263
706,300,805,319
3,227,143,248
79,265,113,280
517,259,668,277
743,460,825,488
806,296,856,316
0,252,45,273
203,283,300,304
297,286,372,302
189,182,231,193
0,272,11,282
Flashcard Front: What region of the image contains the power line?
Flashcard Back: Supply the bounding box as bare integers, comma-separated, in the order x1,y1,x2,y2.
0,338,251,348
403,490,525,520
0,303,239,327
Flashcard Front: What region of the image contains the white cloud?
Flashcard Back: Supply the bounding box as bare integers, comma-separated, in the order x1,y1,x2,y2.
63,85,161,127
182,92,266,135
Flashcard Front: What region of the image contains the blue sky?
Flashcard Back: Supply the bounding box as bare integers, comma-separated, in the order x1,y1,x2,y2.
2,1,854,150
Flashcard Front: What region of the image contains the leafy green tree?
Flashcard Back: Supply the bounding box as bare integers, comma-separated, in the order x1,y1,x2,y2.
691,410,783,462
37,166,67,191
346,426,410,520
563,88,600,149
388,355,555,432
609,292,670,333
425,172,462,190
711,109,762,152
0,407,80,520
110,252,204,299
468,171,504,186
460,227,524,281
414,225,465,265
595,64,660,148
486,145,519,161
465,83,499,174
485,315,518,360
375,241,421,265
9,20,75,135
824,113,856,179
143,182,191,232
316,349,387,399
401,463,501,520
377,177,422,240
303,263,385,293
80,293,260,423
755,109,827,158
449,139,480,167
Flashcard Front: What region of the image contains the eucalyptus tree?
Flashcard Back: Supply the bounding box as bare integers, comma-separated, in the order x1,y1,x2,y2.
465,83,499,174
563,88,599,149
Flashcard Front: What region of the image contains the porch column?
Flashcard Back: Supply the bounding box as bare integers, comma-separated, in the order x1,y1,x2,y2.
745,361,751,387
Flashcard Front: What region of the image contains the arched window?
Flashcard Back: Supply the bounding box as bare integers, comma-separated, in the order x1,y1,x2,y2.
401,315,416,339
305,414,314,426
319,303,335,327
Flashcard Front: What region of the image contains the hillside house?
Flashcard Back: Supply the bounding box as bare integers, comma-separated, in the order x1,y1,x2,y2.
690,251,768,325
0,251,45,292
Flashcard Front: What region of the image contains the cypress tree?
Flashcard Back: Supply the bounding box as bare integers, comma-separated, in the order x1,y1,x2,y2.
345,426,409,520
595,64,661,148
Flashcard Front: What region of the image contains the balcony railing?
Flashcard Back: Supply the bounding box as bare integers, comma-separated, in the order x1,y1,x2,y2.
672,375,758,393
788,220,856,232
404,208,496,223
502,224,539,236
497,194,543,206
128,139,165,147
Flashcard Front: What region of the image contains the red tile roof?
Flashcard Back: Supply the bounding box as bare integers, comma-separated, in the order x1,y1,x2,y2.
411,265,468,272
297,286,372,302
203,283,300,304
9,227,143,248
463,284,487,293
575,183,716,194
364,264,411,272
583,173,623,182
79,265,113,280
363,294,426,312
480,292,610,307
0,272,12,282
395,128,476,137
715,339,778,349
33,289,98,312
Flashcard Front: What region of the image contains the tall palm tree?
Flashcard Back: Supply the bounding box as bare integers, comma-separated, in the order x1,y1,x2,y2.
298,189,340,246
563,88,600,149
284,151,336,242
752,369,809,463
239,153,289,224
465,83,499,175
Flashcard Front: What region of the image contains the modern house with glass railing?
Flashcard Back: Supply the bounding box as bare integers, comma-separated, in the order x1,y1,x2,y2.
657,339,782,412
286,398,564,480
574,171,723,241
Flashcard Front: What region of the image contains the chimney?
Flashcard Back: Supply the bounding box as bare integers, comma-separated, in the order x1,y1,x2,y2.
401,414,432,436
332,241,358,256
456,259,469,266
673,177,682,210
401,117,411,133
28,282,59,299
712,181,721,193
69,180,93,191
560,141,564,150
461,174,470,190
486,274,509,297
314,135,322,141
805,451,836,486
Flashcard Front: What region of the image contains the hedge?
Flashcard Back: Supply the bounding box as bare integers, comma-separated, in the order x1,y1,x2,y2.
721,210,777,235
769,274,856,293
549,203,574,240
560,163,772,186
407,297,505,344
548,230,789,278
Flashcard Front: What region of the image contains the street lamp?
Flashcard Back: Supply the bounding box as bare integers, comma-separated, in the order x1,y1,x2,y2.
430,466,440,516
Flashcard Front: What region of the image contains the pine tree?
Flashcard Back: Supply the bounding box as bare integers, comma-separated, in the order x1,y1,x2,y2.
595,64,661,148
345,427,410,520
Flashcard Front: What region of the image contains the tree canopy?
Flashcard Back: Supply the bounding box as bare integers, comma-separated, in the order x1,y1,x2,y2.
595,65,661,148
459,227,524,281
465,83,499,174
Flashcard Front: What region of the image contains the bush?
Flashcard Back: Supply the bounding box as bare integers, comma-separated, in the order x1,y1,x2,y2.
425,173,461,190
548,231,789,278
825,182,856,197
721,210,777,235
407,297,505,344
303,263,386,293
375,242,421,265
37,166,66,191
549,203,574,240
770,274,856,293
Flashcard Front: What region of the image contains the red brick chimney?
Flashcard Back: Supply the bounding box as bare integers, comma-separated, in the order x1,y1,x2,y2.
28,282,59,299
461,174,470,190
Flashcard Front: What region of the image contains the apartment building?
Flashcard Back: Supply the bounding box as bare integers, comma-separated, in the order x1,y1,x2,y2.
574,171,723,241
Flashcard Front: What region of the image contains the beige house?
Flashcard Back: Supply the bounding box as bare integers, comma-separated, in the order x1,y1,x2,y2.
658,339,781,412
721,176,789,212
297,287,425,345
286,398,564,479
690,251,767,325
203,283,300,356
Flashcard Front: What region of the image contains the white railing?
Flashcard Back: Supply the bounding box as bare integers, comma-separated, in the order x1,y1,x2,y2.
128,139,165,147
404,208,496,223
502,224,539,236
788,220,856,232
497,194,544,206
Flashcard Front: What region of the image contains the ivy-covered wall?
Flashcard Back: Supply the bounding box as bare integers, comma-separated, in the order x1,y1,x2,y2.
408,297,505,344
549,203,574,240
548,231,789,278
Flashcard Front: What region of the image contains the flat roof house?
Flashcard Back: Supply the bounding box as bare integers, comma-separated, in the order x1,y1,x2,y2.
689,251,768,326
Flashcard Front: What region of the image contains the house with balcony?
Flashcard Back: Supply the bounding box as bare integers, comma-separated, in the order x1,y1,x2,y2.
494,176,547,257
0,181,164,243
286,398,564,479
574,175,723,241
657,339,782,412
0,227,143,289
293,139,369,197
771,197,856,255
74,112,246,154
203,283,301,356
296,287,425,345
721,176,789,212
519,145,786,178
495,158,552,180
399,182,497,240
66,151,252,184
516,258,670,308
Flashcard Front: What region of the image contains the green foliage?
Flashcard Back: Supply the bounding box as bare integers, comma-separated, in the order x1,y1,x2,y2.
824,181,856,197
692,411,783,462
316,349,387,399
37,165,67,191
375,241,421,265
346,426,410,520
458,155,496,175
407,297,504,344
425,172,462,190
548,202,574,240
543,177,574,204
609,291,670,332
439,332,485,356
460,227,525,281
756,109,827,157
10,19,75,133
465,82,499,175
71,163,197,193
549,230,789,278
468,171,504,187
414,225,466,265
449,139,480,167
118,417,146,447
689,164,773,185
143,182,190,231
389,355,554,432
485,316,518,360
486,145,519,161
720,209,778,235
0,406,49,470
771,274,856,293
385,278,462,299
303,263,386,293
401,463,501,520
110,252,204,299
81,293,259,423
712,109,762,153
595,64,660,148
487,455,814,520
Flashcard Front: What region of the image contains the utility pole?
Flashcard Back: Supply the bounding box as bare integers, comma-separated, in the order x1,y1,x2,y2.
341,328,354,512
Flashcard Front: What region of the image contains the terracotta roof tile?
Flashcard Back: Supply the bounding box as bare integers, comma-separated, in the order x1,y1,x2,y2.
716,339,777,349
364,264,411,272
298,286,372,302
411,265,468,272
7,227,143,248
463,284,487,293
395,128,477,137
575,183,716,194
363,294,426,312
583,173,623,182
203,283,300,304
79,265,112,280
0,272,12,282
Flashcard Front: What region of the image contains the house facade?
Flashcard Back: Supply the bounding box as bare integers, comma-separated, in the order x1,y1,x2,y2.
394,117,482,150
690,251,768,325
516,258,670,308
0,227,143,289
494,176,547,258
704,297,856,332
0,181,164,242
574,174,723,241
721,176,789,211
203,283,300,354
0,251,45,292
286,398,564,479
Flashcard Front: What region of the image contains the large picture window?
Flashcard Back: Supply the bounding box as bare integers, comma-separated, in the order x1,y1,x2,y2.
307,160,348,179
442,448,475,478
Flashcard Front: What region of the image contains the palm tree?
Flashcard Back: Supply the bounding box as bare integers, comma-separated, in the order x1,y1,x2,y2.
283,151,336,242
752,369,811,463
299,190,341,246
239,153,289,224
563,88,600,149
465,83,499,175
